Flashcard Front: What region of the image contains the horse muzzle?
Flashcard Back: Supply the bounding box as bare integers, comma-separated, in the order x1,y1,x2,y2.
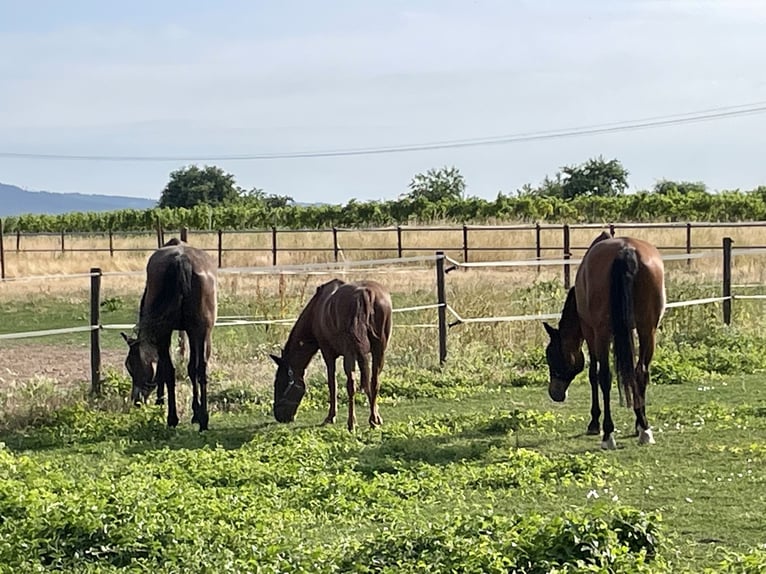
273,382,306,423
548,379,568,403
273,401,299,423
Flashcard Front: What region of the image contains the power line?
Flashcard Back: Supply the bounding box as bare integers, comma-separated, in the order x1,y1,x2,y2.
2,101,766,163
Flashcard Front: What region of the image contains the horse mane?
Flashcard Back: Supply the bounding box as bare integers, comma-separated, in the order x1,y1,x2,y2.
284,279,343,352
558,286,581,339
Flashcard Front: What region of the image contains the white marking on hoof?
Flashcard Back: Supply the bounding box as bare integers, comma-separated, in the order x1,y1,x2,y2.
601,433,617,450
638,428,655,445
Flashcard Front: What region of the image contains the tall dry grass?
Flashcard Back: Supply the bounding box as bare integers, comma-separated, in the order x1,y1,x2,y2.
3,223,765,280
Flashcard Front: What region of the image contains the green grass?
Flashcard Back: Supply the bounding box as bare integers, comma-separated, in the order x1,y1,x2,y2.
1,370,765,572
3,276,766,572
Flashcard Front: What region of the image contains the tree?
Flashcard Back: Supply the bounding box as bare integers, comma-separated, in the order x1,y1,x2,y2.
403,166,466,202
158,165,242,208
652,180,707,195
240,187,294,209
559,156,629,199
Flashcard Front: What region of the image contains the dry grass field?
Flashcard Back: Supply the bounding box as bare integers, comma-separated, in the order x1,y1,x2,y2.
3,222,766,279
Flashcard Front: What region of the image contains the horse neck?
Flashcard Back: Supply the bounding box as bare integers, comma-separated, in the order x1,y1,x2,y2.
284,317,319,377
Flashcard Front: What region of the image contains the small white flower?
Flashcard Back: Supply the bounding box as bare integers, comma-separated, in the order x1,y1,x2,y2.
611,494,619,502
587,489,599,500
685,497,693,503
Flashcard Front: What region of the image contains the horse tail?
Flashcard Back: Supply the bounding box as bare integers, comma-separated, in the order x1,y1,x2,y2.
610,245,638,409
150,252,193,318
350,287,374,354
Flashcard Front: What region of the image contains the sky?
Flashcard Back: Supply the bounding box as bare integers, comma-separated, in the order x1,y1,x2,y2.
2,0,766,204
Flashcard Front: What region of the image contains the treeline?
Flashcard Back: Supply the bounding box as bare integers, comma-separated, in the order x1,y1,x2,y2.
4,187,766,232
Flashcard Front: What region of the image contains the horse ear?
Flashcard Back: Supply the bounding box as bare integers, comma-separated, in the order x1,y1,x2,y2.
121,332,137,346
269,353,282,366
543,322,557,338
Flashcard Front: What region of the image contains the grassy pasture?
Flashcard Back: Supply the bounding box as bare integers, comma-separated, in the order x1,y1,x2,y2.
1,227,766,571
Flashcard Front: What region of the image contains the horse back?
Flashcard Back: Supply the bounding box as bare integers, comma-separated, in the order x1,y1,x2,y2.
575,237,665,330
315,280,392,355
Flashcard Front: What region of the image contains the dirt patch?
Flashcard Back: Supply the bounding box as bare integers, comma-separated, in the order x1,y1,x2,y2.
0,343,126,388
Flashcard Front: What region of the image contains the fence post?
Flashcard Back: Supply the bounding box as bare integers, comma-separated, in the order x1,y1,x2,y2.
180,227,188,242
535,222,541,273
686,223,692,266
16,230,20,253
155,218,163,248
60,229,65,253
217,230,223,268
396,226,403,258
436,251,448,364
109,229,114,257
90,267,102,396
0,218,5,280
563,224,571,290
723,237,732,325
462,224,469,263
332,227,339,262
271,226,278,266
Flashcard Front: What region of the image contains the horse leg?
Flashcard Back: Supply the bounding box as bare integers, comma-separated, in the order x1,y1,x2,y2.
343,354,357,432
635,328,656,445
595,339,617,450
322,350,337,425
197,334,210,432
356,354,376,428
369,342,384,427
155,337,169,406
188,342,200,425
157,338,179,428
586,351,600,435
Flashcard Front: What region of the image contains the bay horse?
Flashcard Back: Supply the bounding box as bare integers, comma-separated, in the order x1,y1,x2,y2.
121,240,217,431
543,233,665,449
270,278,393,431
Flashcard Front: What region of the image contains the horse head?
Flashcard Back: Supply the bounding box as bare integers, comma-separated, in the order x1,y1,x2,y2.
121,332,158,405
543,322,585,402
270,352,306,423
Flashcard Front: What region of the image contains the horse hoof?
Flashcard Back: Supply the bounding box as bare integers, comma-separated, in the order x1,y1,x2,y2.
167,415,179,428
586,425,600,436
322,416,336,425
638,428,655,445
155,398,165,406
195,412,209,430
600,434,617,450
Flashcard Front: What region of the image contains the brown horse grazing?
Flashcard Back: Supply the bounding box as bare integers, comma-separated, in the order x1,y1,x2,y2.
121,241,217,431
270,278,393,431
543,233,665,449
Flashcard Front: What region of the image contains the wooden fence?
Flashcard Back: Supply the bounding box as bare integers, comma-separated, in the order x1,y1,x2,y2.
3,220,766,280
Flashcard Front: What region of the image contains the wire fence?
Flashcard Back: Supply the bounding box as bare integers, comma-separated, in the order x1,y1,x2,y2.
1,240,763,392
5,220,766,280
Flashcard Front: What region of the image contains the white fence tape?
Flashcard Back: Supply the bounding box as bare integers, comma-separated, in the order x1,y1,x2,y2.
0,325,97,340
445,250,720,270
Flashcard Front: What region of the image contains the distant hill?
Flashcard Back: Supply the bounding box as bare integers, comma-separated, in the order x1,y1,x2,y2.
0,182,155,216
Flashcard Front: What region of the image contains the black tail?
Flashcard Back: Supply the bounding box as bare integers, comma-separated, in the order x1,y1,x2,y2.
610,245,638,408
150,253,193,319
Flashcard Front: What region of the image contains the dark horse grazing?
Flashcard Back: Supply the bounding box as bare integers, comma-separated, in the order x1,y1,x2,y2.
121,240,217,430
543,233,665,449
271,278,393,431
